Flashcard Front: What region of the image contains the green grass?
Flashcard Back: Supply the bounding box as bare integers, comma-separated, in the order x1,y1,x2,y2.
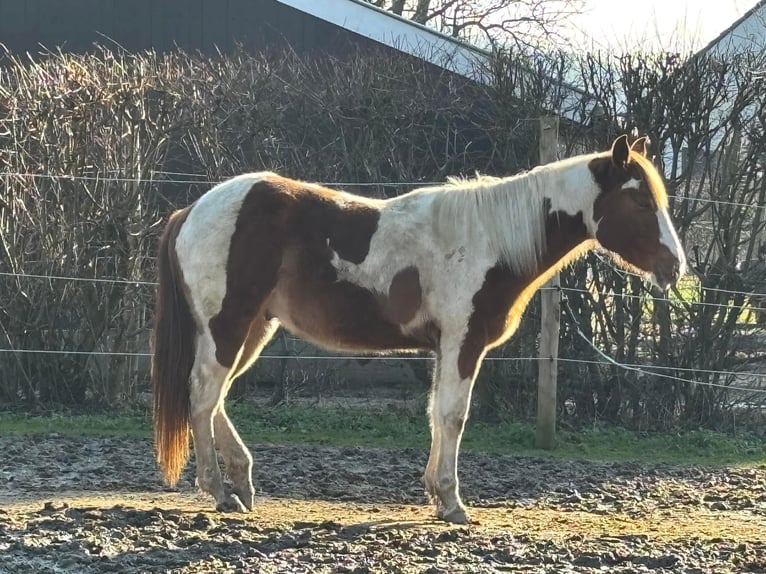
669,275,758,323
1,402,764,467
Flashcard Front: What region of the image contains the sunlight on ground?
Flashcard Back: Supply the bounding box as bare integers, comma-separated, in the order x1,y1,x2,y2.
2,491,763,544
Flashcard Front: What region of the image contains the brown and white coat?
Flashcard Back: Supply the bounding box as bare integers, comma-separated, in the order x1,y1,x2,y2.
151,135,686,523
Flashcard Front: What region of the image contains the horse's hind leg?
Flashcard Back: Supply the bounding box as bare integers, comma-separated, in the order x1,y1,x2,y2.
188,329,246,512
213,409,253,509
212,317,279,510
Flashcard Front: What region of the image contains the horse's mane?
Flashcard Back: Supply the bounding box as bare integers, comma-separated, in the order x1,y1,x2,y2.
428,167,552,276
631,151,669,209
445,173,505,186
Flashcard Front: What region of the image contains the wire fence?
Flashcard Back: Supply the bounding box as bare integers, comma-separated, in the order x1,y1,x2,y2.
0,344,765,379
1,270,764,312
3,173,766,398
3,170,766,211
2,270,766,395
1,344,765,394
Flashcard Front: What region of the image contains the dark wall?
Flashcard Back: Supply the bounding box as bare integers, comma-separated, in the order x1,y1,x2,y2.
0,0,381,55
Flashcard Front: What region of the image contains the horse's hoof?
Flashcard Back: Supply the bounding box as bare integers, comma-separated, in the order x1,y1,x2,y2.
216,494,247,513
441,507,469,524
226,483,255,511
236,489,254,511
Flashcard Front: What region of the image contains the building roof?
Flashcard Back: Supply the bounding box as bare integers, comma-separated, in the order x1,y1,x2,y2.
276,0,595,122
275,0,490,79
696,0,766,57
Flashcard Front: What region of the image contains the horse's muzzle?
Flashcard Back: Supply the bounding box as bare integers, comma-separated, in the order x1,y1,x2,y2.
652,254,685,291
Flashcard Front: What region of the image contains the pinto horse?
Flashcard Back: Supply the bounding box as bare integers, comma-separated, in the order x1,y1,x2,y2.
151,134,686,523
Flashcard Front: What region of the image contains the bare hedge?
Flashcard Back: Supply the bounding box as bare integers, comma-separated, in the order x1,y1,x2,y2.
1,46,764,430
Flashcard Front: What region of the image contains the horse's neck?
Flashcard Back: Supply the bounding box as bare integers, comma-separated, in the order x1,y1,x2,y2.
534,160,599,274
488,160,596,275
451,174,548,276
430,157,597,275
539,211,594,274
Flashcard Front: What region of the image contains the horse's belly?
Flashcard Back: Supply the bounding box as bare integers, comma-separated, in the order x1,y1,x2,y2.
267,277,427,353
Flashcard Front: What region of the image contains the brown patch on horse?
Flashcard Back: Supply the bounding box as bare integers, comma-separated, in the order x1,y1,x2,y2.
593,182,662,272
152,206,195,487
457,209,591,380
210,175,425,368
270,247,431,352
209,180,289,368
457,265,525,380
589,136,668,210
386,266,422,324
324,200,381,264
588,155,632,193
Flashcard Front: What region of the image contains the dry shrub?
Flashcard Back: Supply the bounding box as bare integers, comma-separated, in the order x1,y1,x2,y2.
1,45,764,430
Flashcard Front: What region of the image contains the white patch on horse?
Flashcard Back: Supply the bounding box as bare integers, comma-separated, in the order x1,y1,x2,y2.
428,173,545,277
621,178,641,190
657,207,687,275
176,172,274,327
541,154,603,236
330,189,495,339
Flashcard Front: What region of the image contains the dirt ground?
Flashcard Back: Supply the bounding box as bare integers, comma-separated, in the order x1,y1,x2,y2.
0,434,764,573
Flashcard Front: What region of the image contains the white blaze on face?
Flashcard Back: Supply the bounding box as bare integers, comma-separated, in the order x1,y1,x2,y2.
621,178,641,190
657,207,687,276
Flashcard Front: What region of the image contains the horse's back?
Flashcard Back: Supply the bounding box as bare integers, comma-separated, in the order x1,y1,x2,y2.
171,172,435,356
174,171,372,302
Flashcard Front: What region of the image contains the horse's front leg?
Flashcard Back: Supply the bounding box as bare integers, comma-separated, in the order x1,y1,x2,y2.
427,345,480,524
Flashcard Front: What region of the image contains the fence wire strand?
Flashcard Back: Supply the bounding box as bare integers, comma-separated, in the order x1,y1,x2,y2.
1,346,765,393
1,171,443,188
3,271,765,312
3,171,766,210
3,174,766,396
0,271,157,286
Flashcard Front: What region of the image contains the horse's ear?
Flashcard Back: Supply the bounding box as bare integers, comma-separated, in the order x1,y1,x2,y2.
631,136,650,157
611,134,630,168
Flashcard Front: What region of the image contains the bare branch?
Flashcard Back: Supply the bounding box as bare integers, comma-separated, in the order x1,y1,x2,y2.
363,0,585,47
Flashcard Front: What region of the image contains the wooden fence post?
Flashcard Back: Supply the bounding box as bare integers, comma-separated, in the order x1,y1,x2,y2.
535,116,560,450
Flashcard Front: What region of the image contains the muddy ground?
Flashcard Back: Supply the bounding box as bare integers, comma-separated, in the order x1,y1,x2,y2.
0,434,764,573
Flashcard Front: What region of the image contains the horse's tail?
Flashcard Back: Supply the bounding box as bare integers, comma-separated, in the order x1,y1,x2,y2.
151,206,195,486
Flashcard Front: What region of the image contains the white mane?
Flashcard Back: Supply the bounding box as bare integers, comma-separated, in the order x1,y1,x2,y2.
425,156,597,276
429,170,547,275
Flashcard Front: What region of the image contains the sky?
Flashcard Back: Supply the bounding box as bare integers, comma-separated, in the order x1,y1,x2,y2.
568,0,759,51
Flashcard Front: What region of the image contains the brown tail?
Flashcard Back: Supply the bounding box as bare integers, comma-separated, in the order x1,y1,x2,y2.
151,207,195,486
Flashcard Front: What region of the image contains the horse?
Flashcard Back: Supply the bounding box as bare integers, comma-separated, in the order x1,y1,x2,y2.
151,134,686,524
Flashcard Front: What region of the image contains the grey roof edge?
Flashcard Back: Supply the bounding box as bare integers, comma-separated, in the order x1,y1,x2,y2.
695,0,766,57
275,0,593,106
